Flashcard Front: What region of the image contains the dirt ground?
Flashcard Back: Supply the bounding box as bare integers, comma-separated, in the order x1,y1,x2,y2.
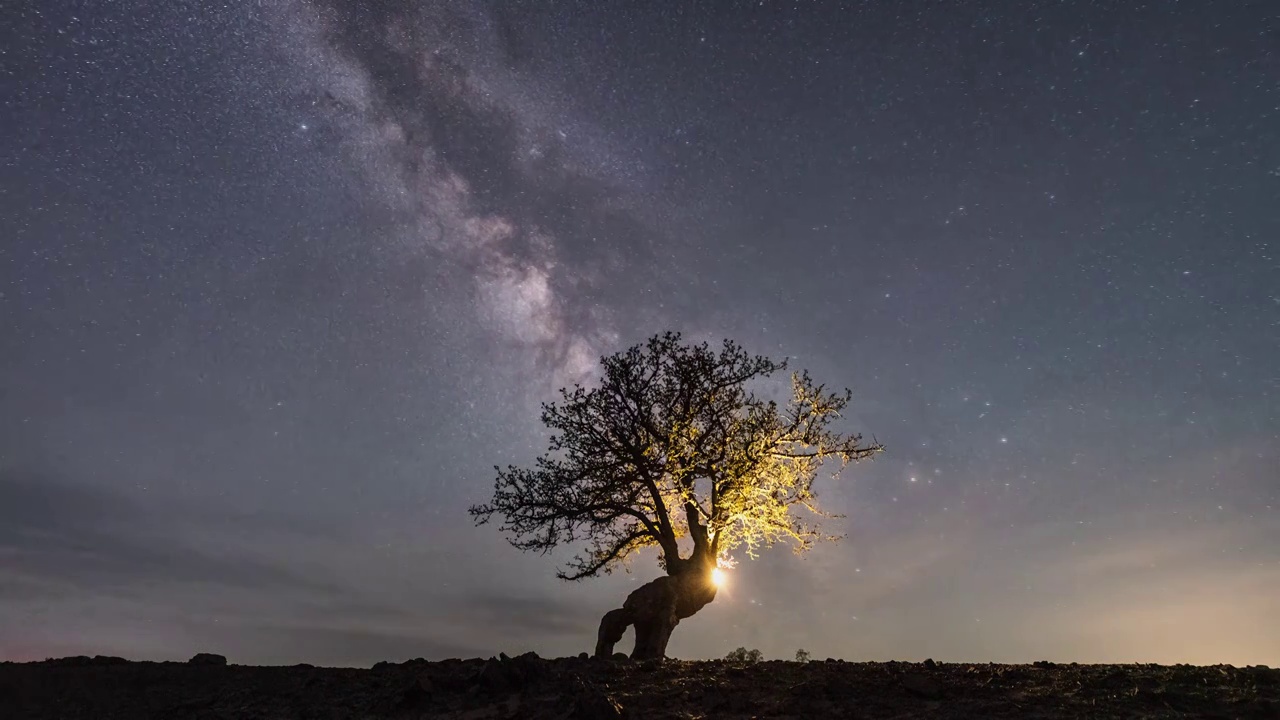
2,653,1277,719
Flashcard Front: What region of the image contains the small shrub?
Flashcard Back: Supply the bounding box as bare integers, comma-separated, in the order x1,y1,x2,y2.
795,649,811,663
726,647,764,663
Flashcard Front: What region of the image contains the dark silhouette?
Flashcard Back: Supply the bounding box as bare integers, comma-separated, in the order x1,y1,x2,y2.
726,647,765,663
469,332,883,659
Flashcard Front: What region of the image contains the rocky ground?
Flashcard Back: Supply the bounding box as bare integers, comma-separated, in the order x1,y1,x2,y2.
2,653,1277,719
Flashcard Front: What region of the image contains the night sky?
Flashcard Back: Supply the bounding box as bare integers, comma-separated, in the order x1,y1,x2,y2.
3,1,1278,667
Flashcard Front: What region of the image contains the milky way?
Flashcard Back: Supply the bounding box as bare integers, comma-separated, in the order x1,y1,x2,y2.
2,0,1277,666
266,0,684,389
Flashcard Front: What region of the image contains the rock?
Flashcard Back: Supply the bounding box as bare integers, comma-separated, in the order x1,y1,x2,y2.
787,680,839,714
45,656,130,667
457,696,520,720
901,673,943,700
1002,667,1035,683
471,652,546,693
188,653,227,666
53,656,92,666
1249,667,1278,686
472,660,510,692
506,652,545,685
611,653,629,662
713,692,756,713
377,673,435,714
923,658,937,669
1247,698,1279,718
572,684,625,719
89,656,130,666
1033,660,1056,668
578,652,590,660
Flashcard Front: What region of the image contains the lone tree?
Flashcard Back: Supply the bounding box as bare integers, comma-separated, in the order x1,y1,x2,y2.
469,332,883,659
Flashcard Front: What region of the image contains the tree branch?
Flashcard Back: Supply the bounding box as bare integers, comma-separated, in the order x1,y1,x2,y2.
556,527,647,581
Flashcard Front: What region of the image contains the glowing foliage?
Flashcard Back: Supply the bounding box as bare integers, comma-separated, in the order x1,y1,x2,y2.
469,332,883,581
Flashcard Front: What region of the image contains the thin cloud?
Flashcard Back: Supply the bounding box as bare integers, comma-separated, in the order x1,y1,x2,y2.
0,467,346,597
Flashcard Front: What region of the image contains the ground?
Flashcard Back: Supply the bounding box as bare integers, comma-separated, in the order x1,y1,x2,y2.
2,654,1277,719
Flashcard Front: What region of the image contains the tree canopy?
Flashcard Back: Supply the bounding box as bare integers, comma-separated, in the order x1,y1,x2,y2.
469,332,883,582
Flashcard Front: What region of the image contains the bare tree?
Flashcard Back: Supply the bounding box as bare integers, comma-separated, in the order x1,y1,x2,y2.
469,332,883,659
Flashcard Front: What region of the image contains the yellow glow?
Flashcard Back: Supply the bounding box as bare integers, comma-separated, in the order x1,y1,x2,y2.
711,567,727,587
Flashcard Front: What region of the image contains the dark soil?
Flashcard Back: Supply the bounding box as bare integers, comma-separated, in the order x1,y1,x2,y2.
2,653,1277,719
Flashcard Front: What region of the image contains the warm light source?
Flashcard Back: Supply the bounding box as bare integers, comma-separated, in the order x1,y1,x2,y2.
710,567,727,588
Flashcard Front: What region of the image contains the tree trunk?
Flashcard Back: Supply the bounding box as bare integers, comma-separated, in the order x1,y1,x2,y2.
593,553,717,660
594,608,633,658
632,611,677,659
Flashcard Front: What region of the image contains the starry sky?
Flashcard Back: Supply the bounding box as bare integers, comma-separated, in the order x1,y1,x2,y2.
3,0,1278,667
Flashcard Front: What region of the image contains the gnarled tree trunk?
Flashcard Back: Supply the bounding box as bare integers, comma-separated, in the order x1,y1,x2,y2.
595,504,719,660
594,562,717,659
